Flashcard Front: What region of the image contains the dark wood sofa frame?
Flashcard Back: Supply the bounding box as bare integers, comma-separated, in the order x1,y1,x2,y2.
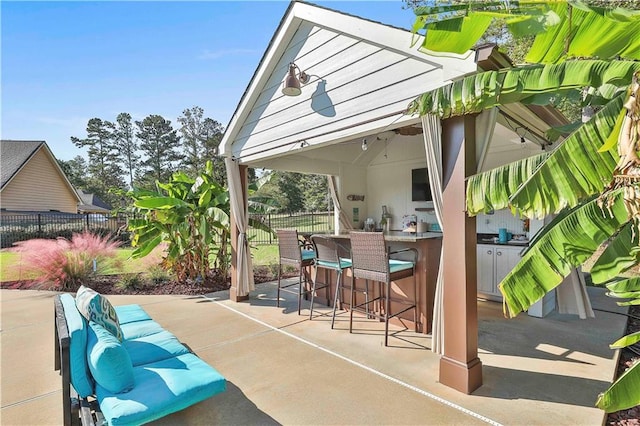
54,296,103,426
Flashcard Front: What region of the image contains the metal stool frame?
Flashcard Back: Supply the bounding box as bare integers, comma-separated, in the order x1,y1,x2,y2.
309,235,352,325
276,229,315,315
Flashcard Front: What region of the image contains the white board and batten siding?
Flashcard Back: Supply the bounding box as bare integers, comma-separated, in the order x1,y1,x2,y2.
224,2,476,165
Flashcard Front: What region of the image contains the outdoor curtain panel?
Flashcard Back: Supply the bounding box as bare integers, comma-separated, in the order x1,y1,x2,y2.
225,157,255,297
328,175,353,231
423,108,497,355
421,113,445,355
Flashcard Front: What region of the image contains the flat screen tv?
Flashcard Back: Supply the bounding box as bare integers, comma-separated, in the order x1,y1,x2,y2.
411,167,432,201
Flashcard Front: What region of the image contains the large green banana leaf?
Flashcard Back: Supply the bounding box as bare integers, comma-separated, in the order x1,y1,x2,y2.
597,266,640,412
466,152,549,215
466,93,622,218
499,190,629,317
610,331,640,349
591,223,640,284
411,1,640,63
507,93,623,218
596,361,640,413
407,60,640,118
527,2,640,64
606,277,640,293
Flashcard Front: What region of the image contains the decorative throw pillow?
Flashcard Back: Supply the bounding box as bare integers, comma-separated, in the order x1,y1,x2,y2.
76,285,123,341
87,321,135,394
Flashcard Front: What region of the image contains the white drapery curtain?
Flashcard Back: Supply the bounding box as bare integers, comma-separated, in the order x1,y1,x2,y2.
425,108,498,355
475,108,498,172
557,267,595,319
225,157,255,297
328,175,353,232
421,114,445,355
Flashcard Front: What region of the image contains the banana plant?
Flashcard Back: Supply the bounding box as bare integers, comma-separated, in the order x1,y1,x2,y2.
594,277,640,412
411,1,640,63
408,0,640,413
128,161,275,282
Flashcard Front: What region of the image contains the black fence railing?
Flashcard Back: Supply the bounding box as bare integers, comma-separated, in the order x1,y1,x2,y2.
0,213,134,248
248,211,334,245
0,211,334,248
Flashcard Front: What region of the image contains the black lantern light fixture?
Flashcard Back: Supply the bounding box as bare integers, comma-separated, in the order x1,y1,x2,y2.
282,62,310,96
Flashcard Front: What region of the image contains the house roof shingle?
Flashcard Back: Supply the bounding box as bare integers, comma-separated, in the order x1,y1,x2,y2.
1,140,45,189
77,190,112,213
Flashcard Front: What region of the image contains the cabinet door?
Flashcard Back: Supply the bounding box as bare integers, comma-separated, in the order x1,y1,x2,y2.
495,247,522,286
477,245,495,295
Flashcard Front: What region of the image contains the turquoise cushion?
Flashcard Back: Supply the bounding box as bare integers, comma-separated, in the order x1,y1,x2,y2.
389,259,414,274
76,286,123,341
87,322,135,394
301,249,316,261
120,320,165,340
115,304,152,325
124,330,191,367
96,353,227,426
316,258,352,270
59,294,94,398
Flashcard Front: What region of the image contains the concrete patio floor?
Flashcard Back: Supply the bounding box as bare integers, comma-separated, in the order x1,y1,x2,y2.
0,282,628,425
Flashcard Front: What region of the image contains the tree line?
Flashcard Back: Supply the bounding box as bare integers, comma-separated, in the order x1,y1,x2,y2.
59,106,330,213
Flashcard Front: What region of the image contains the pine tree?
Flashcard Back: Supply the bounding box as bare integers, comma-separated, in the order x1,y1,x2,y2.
177,106,224,177
71,118,126,205
135,114,181,188
113,113,139,189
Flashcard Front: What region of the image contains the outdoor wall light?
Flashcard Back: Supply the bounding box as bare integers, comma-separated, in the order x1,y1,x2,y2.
361,138,368,151
520,136,526,144
282,62,310,96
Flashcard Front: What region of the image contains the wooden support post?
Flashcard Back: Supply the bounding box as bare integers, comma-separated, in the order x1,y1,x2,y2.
230,164,249,302
439,115,482,394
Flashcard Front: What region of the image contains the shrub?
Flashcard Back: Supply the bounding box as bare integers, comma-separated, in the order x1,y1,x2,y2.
116,273,144,291
146,265,172,285
14,231,121,289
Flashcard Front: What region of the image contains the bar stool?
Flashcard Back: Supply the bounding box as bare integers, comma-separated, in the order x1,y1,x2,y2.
349,231,418,346
309,235,352,325
276,229,316,315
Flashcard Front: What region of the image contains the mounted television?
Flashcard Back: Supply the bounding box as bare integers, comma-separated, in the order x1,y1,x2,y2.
411,167,432,201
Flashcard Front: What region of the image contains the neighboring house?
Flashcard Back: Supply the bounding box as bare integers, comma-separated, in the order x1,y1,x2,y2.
77,190,112,214
0,140,82,214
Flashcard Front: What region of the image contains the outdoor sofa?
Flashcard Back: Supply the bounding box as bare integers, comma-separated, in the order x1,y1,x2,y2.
54,287,226,425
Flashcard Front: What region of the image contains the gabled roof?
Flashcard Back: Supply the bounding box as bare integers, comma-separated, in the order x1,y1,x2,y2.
221,0,477,164
0,140,82,204
77,190,112,213
1,140,44,188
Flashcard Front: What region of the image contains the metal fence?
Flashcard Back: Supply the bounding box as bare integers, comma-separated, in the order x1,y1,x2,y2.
248,211,334,245
0,211,334,248
0,213,133,248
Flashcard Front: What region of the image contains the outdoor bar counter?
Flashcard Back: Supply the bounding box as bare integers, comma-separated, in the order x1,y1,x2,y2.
309,231,442,334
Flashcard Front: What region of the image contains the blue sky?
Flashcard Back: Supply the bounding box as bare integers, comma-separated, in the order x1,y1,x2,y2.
2,1,417,160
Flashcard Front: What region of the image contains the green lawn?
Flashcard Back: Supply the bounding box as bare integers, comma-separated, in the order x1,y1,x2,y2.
0,245,280,282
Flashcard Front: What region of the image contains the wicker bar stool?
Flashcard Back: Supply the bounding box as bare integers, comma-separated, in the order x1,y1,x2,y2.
349,231,418,346
276,229,316,315
310,235,352,325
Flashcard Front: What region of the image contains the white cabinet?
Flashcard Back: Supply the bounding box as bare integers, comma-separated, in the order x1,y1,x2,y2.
477,244,522,301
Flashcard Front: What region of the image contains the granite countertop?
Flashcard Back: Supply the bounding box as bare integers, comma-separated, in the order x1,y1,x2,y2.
318,231,443,242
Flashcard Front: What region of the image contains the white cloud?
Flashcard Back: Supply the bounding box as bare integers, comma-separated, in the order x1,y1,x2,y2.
198,48,258,60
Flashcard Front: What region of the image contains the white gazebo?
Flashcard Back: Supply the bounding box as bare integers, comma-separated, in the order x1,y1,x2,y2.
221,0,567,394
